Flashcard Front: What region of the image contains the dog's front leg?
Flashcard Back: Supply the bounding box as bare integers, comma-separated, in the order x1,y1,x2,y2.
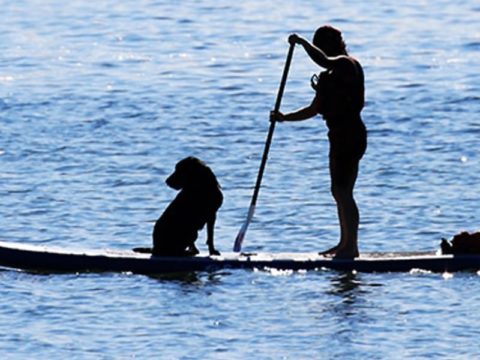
206,215,220,256
186,244,199,256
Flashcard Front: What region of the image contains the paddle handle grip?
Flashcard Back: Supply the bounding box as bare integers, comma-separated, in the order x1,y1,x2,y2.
233,42,295,252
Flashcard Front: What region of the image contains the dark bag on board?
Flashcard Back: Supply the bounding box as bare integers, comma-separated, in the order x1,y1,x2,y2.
441,231,480,255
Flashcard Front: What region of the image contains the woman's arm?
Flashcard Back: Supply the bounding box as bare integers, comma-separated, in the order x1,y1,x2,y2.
271,94,320,122
289,34,336,69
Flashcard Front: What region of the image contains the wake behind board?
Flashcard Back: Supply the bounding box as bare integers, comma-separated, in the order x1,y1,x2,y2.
0,241,479,274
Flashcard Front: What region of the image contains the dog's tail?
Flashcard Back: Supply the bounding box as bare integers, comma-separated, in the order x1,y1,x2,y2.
132,247,152,254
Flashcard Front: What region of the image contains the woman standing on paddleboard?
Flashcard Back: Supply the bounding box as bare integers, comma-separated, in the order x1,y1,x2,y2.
271,26,367,258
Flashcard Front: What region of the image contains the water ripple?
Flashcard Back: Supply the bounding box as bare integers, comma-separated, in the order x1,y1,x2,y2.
1,0,480,358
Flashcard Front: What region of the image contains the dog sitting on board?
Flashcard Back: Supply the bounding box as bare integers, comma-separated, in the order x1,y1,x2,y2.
441,231,480,255
140,156,222,256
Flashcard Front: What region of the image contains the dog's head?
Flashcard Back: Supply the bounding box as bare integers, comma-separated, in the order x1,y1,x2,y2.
166,156,220,191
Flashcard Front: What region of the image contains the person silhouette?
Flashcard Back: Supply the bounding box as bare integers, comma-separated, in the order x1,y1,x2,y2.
271,26,367,258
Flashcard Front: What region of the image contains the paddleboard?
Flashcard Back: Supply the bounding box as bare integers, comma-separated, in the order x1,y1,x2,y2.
0,241,479,274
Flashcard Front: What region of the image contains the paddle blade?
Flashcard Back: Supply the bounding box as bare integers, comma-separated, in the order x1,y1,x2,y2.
233,227,246,252
233,205,256,252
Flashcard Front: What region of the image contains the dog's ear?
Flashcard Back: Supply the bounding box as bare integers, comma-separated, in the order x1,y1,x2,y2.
166,157,201,190
194,161,220,189
187,157,220,188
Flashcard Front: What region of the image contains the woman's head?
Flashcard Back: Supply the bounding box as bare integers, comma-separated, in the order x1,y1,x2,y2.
313,25,347,56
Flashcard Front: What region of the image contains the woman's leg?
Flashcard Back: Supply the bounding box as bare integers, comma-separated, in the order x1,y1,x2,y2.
321,158,360,258
321,123,366,258
332,172,359,258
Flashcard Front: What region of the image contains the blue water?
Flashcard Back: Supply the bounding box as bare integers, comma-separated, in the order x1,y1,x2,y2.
1,0,480,358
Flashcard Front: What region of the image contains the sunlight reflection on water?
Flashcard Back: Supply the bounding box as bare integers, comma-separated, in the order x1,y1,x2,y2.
1,0,480,358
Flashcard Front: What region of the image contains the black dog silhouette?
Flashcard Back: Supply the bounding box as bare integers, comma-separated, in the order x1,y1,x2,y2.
151,157,223,256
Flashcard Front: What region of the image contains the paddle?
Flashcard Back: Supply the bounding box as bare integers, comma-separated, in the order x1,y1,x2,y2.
233,42,295,252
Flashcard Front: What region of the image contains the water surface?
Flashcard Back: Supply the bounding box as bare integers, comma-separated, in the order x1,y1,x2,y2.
1,0,480,358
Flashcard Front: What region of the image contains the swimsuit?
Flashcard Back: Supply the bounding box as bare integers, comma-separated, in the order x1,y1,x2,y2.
313,58,367,187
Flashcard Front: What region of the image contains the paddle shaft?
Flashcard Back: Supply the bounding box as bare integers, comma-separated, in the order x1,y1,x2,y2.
233,42,295,252
250,44,294,207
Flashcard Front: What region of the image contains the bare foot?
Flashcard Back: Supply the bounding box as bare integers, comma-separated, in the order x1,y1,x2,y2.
319,244,359,259
319,244,341,256
333,247,359,259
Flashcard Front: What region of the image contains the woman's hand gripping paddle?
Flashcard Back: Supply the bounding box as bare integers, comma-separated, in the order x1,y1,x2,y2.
233,42,295,252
